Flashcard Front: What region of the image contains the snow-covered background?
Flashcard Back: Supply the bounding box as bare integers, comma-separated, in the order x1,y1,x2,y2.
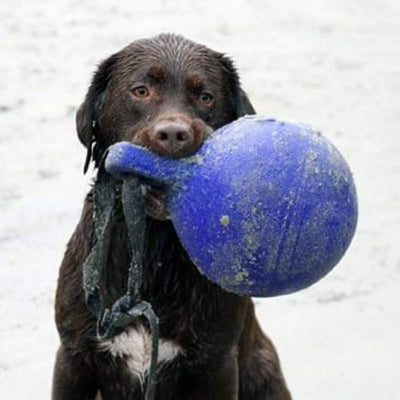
1,0,399,398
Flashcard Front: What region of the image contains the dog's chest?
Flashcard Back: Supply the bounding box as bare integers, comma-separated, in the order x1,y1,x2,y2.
99,325,183,383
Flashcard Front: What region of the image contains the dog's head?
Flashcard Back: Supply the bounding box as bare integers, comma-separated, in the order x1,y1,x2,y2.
77,33,255,219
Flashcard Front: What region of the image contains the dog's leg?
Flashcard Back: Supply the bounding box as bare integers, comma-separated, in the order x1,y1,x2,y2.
52,345,98,400
239,334,292,400
179,355,239,400
238,303,292,400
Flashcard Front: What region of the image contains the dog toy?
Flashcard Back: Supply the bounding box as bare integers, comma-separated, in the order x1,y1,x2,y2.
105,116,358,297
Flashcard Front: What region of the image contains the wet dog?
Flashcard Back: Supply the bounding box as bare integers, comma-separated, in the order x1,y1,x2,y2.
52,33,291,400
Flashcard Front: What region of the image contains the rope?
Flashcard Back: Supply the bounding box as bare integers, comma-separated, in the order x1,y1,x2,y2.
82,161,159,400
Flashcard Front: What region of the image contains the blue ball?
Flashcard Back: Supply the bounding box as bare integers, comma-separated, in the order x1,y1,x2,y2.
106,116,358,297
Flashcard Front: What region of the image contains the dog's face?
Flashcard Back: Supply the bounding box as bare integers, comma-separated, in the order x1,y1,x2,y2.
77,34,254,219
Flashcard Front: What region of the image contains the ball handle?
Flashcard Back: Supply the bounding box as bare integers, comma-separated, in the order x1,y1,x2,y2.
105,142,191,188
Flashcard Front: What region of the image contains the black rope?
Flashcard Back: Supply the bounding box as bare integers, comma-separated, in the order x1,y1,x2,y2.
82,161,159,400
82,163,115,318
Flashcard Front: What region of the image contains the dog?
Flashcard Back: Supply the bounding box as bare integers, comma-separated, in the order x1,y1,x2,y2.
52,33,291,400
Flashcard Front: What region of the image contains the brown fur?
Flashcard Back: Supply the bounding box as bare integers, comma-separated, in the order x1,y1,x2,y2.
52,33,291,400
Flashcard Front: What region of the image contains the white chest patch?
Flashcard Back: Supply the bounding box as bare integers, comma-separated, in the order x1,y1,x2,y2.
99,326,183,384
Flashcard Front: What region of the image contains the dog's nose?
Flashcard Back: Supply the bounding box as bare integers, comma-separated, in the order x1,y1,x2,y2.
150,121,194,156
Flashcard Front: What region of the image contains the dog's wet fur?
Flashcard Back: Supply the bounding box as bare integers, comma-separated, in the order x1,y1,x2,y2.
53,33,291,400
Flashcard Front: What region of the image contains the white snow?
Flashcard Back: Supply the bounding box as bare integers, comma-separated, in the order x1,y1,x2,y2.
1,0,399,398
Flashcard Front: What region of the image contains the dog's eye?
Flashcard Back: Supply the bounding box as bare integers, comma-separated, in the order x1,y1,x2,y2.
131,86,150,98
199,92,214,105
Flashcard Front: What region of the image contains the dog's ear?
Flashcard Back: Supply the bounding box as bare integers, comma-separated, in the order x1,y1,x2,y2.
237,87,256,116
218,54,256,118
76,53,120,174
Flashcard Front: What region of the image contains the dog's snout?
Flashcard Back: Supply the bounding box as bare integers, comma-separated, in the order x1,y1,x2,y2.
151,121,194,155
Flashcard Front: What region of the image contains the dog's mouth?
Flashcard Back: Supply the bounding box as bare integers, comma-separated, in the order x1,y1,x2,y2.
141,184,170,220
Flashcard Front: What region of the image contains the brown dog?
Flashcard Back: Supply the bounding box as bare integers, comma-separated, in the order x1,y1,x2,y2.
52,33,291,400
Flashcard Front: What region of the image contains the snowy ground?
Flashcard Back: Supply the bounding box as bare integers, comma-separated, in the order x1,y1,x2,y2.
1,0,399,398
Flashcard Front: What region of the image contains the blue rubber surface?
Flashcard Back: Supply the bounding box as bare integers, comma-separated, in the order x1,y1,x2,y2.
105,116,358,297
